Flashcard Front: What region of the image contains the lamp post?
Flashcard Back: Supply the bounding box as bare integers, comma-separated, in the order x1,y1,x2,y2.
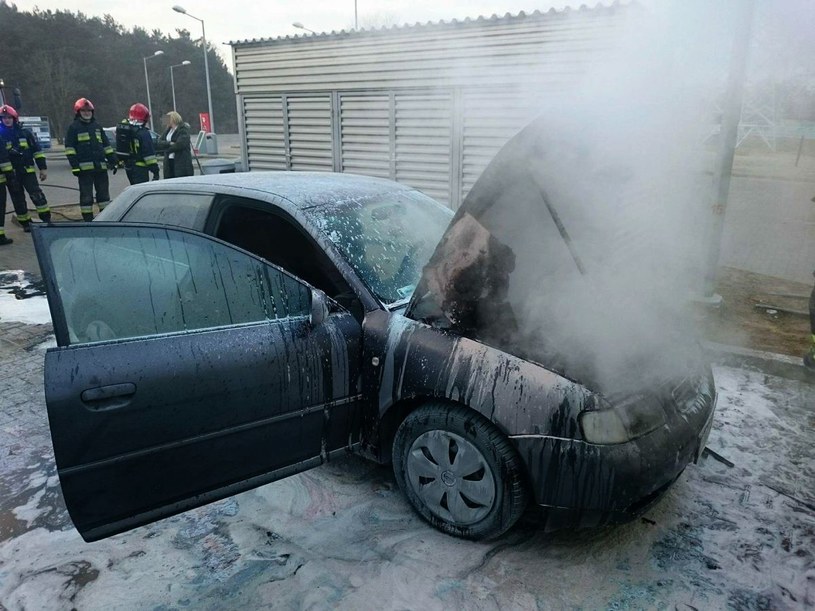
142,50,164,131
170,60,191,111
292,22,317,34
173,5,214,134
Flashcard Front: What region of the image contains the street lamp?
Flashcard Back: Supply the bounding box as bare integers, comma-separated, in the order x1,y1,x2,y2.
292,22,317,34
294,0,356,32
173,4,214,134
170,60,191,111
142,50,164,131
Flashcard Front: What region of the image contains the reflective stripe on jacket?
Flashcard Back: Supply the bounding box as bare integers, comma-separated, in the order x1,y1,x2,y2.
131,126,158,169
0,141,11,184
1,126,46,173
65,118,116,173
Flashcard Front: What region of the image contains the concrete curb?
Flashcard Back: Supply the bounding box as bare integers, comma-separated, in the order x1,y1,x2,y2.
703,341,815,383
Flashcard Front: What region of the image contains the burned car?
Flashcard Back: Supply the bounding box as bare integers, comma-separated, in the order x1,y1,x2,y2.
33,121,716,542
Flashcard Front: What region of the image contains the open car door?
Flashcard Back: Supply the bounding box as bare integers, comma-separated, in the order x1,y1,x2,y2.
32,223,362,541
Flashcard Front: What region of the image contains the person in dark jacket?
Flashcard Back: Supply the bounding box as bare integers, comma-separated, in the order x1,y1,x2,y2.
122,103,160,185
0,135,15,245
65,98,118,221
0,104,50,231
157,111,194,178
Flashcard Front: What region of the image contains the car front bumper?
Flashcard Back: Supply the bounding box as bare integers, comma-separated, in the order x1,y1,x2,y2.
510,387,717,529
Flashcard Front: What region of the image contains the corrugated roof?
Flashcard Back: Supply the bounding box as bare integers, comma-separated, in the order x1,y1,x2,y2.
229,1,632,47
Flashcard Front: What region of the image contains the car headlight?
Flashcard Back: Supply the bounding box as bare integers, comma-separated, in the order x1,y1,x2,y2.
579,394,666,445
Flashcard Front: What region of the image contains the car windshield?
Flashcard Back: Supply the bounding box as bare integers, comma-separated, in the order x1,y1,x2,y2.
309,190,453,306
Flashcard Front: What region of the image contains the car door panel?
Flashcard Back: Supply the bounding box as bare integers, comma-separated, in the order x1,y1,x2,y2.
33,223,362,541
47,315,360,541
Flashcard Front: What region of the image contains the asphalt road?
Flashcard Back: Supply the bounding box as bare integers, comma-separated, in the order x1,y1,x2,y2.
38,134,242,207
37,155,131,207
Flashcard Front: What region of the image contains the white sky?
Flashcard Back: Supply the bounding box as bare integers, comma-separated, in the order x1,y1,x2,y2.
11,1,587,63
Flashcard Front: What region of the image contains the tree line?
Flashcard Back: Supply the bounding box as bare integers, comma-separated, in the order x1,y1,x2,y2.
0,1,237,142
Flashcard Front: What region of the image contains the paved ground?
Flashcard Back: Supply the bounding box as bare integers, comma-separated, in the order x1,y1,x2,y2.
723,156,815,284
0,313,812,609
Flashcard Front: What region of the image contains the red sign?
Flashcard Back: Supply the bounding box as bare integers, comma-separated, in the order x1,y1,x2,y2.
199,112,211,133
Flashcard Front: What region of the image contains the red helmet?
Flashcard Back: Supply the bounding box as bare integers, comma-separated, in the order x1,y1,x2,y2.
128,103,150,123
0,104,18,120
74,98,95,113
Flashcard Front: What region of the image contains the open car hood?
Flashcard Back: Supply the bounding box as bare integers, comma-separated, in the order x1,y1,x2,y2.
406,115,703,394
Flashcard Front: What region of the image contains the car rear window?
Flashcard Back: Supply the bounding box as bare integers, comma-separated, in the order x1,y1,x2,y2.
118,192,213,230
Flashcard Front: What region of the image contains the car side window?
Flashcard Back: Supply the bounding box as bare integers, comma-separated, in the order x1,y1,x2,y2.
121,192,212,230
45,225,311,345
213,201,353,301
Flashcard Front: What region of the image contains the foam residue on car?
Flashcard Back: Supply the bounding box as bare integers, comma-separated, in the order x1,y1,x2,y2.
369,309,594,439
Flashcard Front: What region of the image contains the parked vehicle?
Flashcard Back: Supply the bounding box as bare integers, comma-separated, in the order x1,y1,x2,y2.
19,115,51,149
32,169,716,543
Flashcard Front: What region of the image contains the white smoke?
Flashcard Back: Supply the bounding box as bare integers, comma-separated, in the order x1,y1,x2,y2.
502,1,744,393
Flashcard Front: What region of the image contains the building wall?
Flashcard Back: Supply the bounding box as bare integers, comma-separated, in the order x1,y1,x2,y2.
231,5,629,208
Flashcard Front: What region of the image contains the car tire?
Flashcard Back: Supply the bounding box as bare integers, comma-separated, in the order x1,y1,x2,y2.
392,403,528,540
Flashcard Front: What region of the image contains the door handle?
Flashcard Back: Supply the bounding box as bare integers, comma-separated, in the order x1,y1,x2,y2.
81,383,136,410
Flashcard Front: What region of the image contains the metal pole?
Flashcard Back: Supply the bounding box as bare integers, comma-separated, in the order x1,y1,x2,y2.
143,52,163,131
702,0,755,300
201,19,215,133
143,57,154,131
170,65,177,112
355,0,358,29
173,7,215,135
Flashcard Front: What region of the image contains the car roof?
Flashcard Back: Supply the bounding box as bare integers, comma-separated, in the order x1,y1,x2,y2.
147,171,416,210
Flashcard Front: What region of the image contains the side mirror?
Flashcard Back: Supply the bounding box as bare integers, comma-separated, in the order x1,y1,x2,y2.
310,289,330,326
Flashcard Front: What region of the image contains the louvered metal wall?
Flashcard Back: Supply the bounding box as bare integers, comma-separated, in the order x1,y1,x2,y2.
393,92,453,203
286,95,334,171
460,91,541,196
339,93,391,178
242,96,286,170
232,7,627,207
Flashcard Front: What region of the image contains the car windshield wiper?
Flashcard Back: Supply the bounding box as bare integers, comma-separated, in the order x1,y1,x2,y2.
386,296,411,311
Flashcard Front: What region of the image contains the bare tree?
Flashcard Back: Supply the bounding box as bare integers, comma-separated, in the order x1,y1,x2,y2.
26,49,84,142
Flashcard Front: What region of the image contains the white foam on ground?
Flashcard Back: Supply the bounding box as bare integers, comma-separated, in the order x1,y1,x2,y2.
0,270,52,326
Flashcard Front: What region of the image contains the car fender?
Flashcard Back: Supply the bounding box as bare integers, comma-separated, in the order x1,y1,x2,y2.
360,309,597,461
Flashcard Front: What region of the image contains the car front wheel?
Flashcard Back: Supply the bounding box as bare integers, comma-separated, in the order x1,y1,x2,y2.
392,403,528,540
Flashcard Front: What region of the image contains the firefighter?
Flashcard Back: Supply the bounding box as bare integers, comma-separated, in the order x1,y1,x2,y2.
0,132,15,245
120,103,159,185
65,98,117,222
0,104,50,231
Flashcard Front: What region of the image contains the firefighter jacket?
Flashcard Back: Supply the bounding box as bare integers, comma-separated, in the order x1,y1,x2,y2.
0,137,13,186
0,124,47,174
127,124,159,171
65,117,116,174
